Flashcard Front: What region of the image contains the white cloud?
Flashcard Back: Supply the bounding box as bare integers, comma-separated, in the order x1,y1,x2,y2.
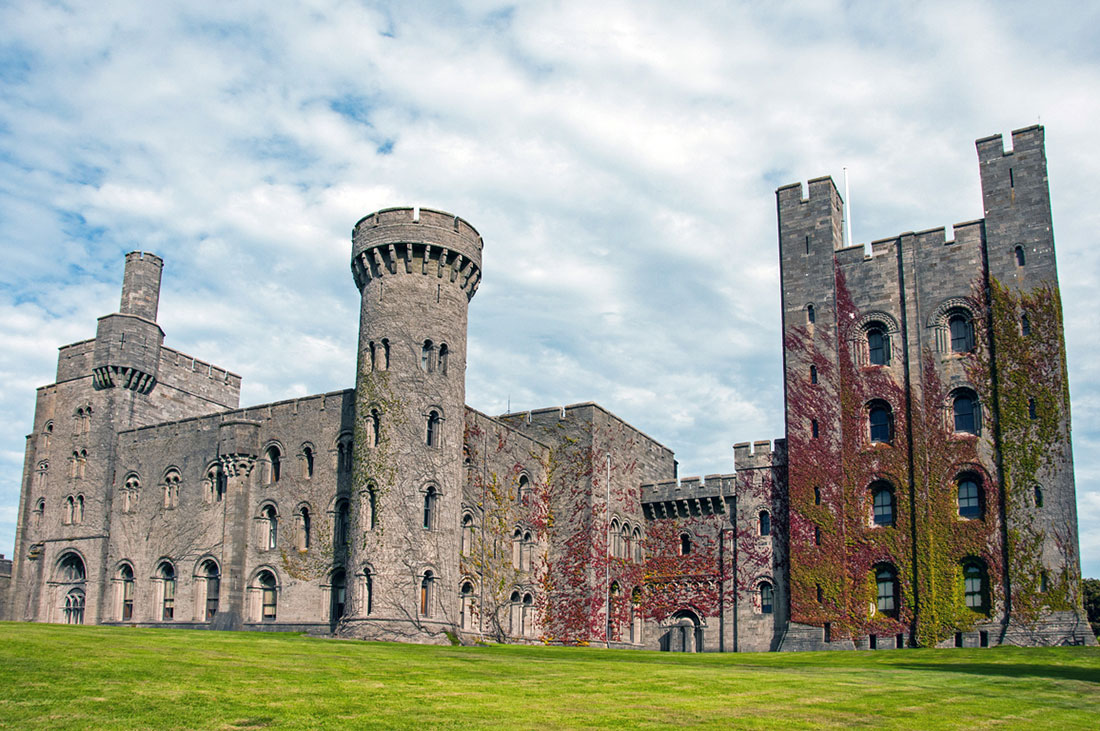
2,0,1100,578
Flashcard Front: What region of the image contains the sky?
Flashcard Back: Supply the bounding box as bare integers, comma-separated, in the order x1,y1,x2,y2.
1,1,1099,576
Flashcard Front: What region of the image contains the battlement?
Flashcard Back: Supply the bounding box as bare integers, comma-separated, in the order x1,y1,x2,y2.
733,439,787,471
351,207,483,299
776,176,841,209
640,474,734,520
119,388,354,443
833,219,986,269
159,347,242,390
499,401,674,456
976,124,1044,161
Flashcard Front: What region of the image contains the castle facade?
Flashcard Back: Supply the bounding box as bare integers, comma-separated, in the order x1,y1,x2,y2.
7,126,1093,650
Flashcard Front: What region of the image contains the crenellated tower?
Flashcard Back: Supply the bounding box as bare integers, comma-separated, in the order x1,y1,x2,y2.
344,207,482,641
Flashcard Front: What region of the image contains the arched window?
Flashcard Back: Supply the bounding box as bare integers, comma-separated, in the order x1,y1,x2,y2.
261,505,278,549
522,593,535,637
813,486,821,505
438,343,448,374
119,564,135,621
75,495,85,524
461,514,474,556
421,340,434,372
368,410,381,448
422,487,437,530
871,482,894,527
1033,485,1043,508
296,506,311,551
258,570,278,621
426,410,441,447
806,304,816,324
163,469,181,509
265,445,282,483
302,445,315,478
158,562,176,621
609,519,620,558
868,401,892,443
363,485,377,531
949,313,974,354
509,590,522,635
200,560,220,620
810,365,818,384
632,527,642,562
620,524,631,561
205,464,226,503
811,419,819,438
630,587,643,643
814,526,822,546
33,498,44,528
58,552,85,582
334,499,349,547
962,560,988,613
875,565,898,617
957,475,982,519
460,581,475,630
420,571,434,617
64,495,75,525
679,533,691,556
523,531,534,571
64,589,85,625
1015,245,1026,266
517,474,530,504
35,460,48,489
374,339,390,370
759,510,771,536
1021,313,1031,336
867,326,888,365
330,569,346,622
953,390,979,434
759,582,774,614
361,567,374,615
42,421,53,449
512,528,523,569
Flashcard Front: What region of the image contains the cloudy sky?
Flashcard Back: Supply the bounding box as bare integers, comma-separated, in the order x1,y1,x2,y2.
2,1,1099,575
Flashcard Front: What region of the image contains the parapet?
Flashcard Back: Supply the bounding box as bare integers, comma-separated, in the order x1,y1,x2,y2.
350,207,483,299
733,439,787,471
976,124,1044,162
776,176,841,209
640,474,734,520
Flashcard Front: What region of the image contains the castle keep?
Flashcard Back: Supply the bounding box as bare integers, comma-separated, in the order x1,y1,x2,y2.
7,126,1093,650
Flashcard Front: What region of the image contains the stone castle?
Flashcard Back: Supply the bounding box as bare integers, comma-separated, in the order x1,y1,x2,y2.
6,125,1094,651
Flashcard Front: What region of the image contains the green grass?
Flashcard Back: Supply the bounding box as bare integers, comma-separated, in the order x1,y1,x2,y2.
0,623,1098,729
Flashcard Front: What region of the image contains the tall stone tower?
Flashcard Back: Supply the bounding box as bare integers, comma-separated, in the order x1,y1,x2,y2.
344,207,482,640
776,125,1091,650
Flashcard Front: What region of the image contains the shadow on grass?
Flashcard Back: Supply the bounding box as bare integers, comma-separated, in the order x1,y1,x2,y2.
894,663,1100,684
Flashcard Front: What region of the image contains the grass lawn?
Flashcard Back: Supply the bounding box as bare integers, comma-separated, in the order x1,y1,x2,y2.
0,623,1097,729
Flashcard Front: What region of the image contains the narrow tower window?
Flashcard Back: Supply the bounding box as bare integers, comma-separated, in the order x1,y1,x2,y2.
949,314,974,354
426,410,441,447
421,340,433,372
867,327,888,365
438,343,448,374
806,304,815,324
1015,245,1026,266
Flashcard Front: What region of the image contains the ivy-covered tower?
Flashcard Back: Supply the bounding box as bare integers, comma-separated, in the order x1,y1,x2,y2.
776,125,1093,651
344,207,483,641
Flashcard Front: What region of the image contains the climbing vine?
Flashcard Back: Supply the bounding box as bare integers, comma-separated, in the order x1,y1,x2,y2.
980,278,1078,624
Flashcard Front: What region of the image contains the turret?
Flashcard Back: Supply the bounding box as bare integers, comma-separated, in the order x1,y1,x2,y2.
345,207,483,639
92,252,165,393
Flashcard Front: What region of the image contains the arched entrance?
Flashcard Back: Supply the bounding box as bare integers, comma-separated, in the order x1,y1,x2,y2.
660,609,703,652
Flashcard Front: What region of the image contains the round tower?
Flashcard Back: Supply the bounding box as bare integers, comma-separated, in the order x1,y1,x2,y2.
344,207,482,641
